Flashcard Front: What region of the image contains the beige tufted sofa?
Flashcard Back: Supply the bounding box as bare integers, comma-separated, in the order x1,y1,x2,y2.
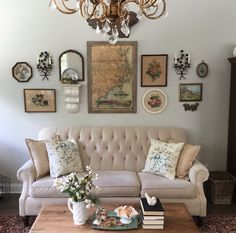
17,127,209,217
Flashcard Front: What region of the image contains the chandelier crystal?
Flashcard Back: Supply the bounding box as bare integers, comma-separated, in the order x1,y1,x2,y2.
49,0,167,44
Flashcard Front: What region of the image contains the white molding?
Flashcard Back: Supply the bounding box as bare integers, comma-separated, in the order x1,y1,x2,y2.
10,183,22,193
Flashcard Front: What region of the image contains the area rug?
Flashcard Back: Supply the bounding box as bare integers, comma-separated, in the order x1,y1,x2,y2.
0,215,235,233
200,215,236,233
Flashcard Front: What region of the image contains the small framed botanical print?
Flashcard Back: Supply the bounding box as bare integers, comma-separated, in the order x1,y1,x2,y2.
12,62,32,82
179,83,202,102
141,54,168,87
24,89,56,112
142,89,168,113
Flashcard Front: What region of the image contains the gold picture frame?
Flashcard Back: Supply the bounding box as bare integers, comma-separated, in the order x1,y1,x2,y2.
87,41,137,113
24,89,56,112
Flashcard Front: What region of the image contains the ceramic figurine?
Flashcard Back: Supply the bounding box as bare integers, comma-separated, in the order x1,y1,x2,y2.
144,192,157,206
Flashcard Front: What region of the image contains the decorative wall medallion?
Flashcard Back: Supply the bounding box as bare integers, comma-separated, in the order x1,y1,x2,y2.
12,62,32,82
196,61,208,78
142,89,168,114
183,103,199,111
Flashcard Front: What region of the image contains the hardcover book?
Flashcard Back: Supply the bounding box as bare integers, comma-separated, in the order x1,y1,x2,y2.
142,224,164,229
140,198,164,215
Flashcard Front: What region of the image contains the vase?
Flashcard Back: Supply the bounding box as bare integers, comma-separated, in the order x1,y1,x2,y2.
67,198,88,225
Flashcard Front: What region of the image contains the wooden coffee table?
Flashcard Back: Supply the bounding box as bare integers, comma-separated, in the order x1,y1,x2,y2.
29,203,199,233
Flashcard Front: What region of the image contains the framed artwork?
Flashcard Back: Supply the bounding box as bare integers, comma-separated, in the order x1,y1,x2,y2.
196,61,208,78
142,89,168,114
24,89,56,112
87,41,137,113
179,83,202,102
12,62,32,82
141,54,168,87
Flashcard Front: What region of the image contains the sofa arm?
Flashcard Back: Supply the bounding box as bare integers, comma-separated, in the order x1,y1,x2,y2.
189,159,209,186
17,159,36,183
17,160,36,216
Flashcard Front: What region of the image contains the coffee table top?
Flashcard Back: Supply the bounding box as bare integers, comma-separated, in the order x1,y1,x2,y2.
29,203,199,233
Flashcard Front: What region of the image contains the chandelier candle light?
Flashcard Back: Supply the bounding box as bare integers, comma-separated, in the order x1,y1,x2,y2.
49,0,167,44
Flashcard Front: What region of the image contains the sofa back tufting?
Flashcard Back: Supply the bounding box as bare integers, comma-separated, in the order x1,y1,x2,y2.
38,127,187,172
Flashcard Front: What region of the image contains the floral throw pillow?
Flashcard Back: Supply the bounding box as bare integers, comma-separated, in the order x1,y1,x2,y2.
46,140,83,178
142,139,184,180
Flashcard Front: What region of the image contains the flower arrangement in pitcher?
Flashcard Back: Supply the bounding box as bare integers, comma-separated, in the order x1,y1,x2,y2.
54,165,99,208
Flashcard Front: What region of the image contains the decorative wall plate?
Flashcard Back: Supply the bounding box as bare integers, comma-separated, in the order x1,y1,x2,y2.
142,89,168,114
196,61,208,78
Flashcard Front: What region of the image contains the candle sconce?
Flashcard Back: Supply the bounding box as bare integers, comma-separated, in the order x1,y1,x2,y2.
174,50,191,80
37,51,53,80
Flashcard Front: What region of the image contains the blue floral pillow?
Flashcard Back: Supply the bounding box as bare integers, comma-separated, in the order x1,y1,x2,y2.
142,139,184,180
46,139,83,178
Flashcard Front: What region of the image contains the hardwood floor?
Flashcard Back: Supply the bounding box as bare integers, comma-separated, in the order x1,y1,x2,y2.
0,194,236,216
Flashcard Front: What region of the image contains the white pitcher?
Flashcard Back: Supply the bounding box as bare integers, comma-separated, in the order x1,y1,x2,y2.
67,198,88,225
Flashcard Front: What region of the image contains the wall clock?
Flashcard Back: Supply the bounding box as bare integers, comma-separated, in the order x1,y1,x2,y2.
196,61,208,78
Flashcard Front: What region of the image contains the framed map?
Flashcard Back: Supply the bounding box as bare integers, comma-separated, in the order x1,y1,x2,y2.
87,41,137,113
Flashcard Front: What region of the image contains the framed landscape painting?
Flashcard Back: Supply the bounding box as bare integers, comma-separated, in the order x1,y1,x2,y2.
141,54,168,87
179,83,202,102
87,41,137,113
24,89,56,112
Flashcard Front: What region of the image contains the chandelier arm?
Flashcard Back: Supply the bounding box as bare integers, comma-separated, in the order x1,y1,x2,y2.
61,0,77,13
51,0,77,14
141,0,166,19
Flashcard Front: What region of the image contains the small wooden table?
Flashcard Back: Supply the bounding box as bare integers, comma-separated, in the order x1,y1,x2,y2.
29,203,199,233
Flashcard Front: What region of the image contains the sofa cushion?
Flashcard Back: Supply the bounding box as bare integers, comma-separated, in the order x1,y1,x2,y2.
30,171,140,198
46,140,83,178
93,171,140,197
138,172,196,199
142,139,184,180
30,176,68,198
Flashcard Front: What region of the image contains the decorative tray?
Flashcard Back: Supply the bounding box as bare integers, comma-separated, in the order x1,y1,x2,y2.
91,211,140,231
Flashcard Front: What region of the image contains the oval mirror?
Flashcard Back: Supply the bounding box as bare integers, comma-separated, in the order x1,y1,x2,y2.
59,50,84,84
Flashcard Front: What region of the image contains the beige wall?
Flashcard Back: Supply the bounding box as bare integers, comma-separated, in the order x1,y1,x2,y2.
0,0,235,187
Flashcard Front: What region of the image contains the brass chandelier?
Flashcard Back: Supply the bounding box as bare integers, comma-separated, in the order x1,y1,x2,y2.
49,0,167,44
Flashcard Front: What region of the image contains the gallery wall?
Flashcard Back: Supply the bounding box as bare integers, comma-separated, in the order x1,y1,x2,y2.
1,0,236,189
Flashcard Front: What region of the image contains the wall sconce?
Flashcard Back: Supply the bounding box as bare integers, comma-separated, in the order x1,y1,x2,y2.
64,85,82,113
174,50,191,80
36,51,53,80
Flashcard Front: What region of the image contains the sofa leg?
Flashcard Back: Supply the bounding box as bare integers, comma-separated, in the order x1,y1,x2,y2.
193,216,204,227
23,216,30,227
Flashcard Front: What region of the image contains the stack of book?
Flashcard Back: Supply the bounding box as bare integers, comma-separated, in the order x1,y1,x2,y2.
140,197,165,229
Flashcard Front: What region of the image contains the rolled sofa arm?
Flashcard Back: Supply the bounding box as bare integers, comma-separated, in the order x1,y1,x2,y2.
17,159,36,183
189,159,209,185
17,160,36,216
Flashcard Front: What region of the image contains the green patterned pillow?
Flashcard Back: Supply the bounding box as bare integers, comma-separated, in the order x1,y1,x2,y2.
46,139,83,178
142,139,184,180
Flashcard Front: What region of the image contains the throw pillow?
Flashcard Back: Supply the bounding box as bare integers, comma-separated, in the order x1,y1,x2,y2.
176,144,200,179
25,135,61,179
46,140,83,178
142,139,184,180
25,139,49,179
